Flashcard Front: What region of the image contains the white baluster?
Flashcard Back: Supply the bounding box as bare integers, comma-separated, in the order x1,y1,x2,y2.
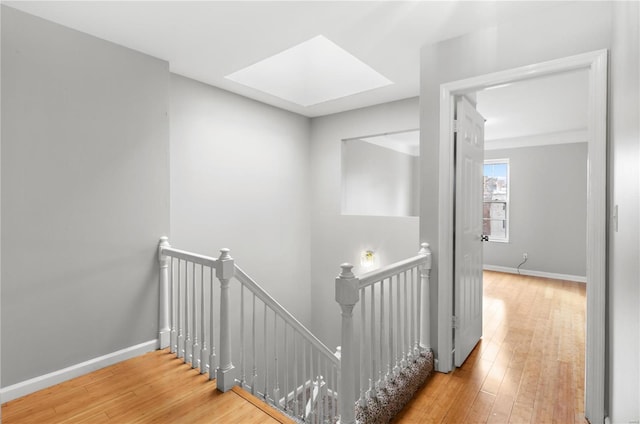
318,375,326,423
191,262,198,369
209,270,216,379
379,279,385,387
388,277,394,378
410,268,416,356
333,364,338,421
335,263,359,424
283,323,289,411
185,262,192,365
216,248,236,392
403,270,409,364
199,265,207,374
302,341,307,418
294,331,299,416
273,314,280,404
251,294,257,394
419,243,432,350
263,303,268,399
322,360,328,420
158,237,171,349
359,287,367,407
396,274,401,371
178,260,185,359
414,266,421,355
369,285,375,398
308,347,313,420
170,257,177,354
240,285,246,387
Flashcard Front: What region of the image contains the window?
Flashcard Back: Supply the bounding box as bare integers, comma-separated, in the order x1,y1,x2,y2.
483,159,509,242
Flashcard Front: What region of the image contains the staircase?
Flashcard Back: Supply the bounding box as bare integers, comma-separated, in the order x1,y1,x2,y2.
157,237,433,424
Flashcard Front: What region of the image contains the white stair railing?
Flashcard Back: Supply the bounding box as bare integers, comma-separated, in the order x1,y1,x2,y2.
158,237,432,424
158,237,339,423
335,243,432,424
233,265,339,422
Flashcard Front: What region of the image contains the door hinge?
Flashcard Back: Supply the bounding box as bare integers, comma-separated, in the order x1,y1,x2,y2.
452,315,458,329
453,120,459,133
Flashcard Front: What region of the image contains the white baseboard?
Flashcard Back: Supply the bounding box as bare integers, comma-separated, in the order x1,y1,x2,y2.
483,265,587,283
0,339,159,404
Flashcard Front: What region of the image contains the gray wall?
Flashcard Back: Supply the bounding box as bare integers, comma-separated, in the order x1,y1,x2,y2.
420,1,639,421
342,139,418,217
483,143,587,277
1,6,170,387
310,98,420,349
169,74,312,324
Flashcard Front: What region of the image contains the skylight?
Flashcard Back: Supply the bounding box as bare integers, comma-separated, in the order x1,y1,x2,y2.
225,35,393,107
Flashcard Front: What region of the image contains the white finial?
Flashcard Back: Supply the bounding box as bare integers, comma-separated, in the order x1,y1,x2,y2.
218,248,231,260
339,263,355,279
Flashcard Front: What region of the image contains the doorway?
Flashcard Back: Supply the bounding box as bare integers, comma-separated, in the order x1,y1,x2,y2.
477,69,589,282
437,50,607,422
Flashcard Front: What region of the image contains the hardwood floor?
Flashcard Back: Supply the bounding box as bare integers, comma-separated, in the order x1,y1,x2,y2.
2,271,585,424
2,349,294,423
393,271,587,424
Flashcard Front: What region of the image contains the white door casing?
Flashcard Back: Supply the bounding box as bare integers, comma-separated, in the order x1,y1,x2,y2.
453,96,485,367
437,50,607,423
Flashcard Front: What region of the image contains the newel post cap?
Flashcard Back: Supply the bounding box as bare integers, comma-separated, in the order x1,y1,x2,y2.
159,236,170,249
419,242,432,269
158,236,170,262
335,263,359,305
216,248,235,280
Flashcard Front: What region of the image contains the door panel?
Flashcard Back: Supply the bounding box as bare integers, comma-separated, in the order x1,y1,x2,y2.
454,96,485,367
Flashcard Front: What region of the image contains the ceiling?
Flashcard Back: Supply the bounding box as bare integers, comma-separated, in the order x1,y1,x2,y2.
477,68,588,145
5,0,569,119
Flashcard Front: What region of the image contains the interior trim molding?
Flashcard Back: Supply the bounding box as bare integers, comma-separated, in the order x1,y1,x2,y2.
0,339,158,404
484,128,588,150
482,265,587,283
438,49,607,422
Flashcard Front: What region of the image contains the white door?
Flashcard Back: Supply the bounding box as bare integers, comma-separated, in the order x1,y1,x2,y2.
454,96,485,367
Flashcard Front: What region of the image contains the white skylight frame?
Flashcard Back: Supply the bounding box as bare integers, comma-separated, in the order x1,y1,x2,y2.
225,35,393,107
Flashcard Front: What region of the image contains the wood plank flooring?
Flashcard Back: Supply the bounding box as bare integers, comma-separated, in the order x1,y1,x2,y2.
393,271,587,424
2,271,585,423
2,349,294,423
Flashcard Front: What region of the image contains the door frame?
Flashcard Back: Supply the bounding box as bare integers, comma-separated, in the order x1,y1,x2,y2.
437,50,607,422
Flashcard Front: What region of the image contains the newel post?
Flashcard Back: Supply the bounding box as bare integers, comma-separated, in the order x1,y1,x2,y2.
335,263,359,424
419,243,432,350
216,248,236,392
158,237,171,349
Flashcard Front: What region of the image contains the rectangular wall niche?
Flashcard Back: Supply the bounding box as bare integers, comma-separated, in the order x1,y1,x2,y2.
341,130,419,217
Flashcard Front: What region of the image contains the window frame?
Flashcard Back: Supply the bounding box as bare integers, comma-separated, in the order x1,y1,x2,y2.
483,158,510,243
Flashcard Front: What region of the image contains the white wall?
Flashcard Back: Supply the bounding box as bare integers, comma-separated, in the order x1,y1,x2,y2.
1,5,4,416
420,1,639,421
1,6,170,387
342,139,418,217
169,74,312,324
309,97,420,349
483,143,587,278
609,2,640,422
